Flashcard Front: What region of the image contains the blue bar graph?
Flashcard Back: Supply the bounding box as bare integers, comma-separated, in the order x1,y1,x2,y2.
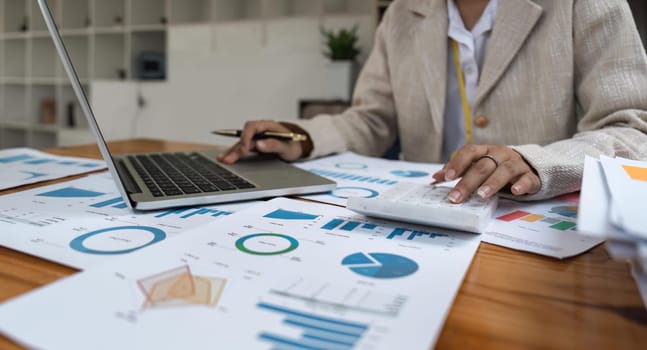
90,197,124,208
181,208,213,219
113,203,128,209
320,219,448,242
154,207,232,219
24,159,55,165
257,302,367,350
322,219,344,230
0,154,33,163
340,222,361,231
38,187,106,198
264,209,320,220
58,161,77,165
155,208,189,218
308,169,398,186
79,163,100,168
321,219,377,233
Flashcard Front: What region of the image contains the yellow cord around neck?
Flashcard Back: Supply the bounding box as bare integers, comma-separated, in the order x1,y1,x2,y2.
451,39,473,144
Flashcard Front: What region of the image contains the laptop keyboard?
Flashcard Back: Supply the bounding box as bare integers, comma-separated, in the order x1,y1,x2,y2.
128,153,256,197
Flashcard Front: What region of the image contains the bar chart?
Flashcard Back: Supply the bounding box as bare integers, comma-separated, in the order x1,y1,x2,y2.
38,187,106,199
269,278,408,317
320,218,448,241
257,302,368,350
308,168,398,186
154,207,232,219
263,209,320,220
496,209,577,231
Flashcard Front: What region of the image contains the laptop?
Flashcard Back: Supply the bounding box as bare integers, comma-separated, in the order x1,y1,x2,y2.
37,0,335,210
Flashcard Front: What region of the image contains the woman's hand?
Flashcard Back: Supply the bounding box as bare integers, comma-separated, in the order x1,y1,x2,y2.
217,120,308,164
432,144,541,203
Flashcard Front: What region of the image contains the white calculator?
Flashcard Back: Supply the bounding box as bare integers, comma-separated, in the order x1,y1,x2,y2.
346,182,497,234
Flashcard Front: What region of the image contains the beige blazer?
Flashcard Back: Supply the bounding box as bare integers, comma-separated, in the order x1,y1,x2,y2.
294,0,647,200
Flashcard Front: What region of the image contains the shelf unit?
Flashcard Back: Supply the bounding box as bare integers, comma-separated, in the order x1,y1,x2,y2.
0,0,376,149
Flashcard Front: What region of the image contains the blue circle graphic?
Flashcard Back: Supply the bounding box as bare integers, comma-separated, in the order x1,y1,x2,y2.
69,226,166,255
390,170,429,178
342,252,418,279
329,187,379,199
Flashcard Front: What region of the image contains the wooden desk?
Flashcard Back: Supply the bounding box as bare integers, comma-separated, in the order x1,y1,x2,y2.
1,139,645,349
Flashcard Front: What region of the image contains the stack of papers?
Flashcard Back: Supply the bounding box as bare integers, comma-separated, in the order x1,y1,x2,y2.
578,156,647,307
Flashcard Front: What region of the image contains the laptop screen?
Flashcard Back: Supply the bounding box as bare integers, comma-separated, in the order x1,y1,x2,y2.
37,0,134,205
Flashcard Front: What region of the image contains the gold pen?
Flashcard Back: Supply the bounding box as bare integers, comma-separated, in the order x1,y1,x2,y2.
212,129,308,142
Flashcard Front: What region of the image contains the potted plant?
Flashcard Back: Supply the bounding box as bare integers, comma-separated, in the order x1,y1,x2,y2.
320,24,362,99
321,24,361,61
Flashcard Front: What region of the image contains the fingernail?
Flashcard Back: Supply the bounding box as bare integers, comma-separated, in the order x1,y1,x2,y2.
445,169,456,181
448,190,462,203
256,140,266,149
512,185,522,195
477,185,492,199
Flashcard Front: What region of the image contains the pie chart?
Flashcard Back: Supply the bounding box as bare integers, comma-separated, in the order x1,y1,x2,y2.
342,252,418,279
549,205,578,218
390,170,429,178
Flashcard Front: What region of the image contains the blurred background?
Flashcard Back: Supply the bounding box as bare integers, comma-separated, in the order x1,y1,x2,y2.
0,0,645,149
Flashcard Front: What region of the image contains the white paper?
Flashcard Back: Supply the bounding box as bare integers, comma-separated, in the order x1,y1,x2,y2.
0,197,481,350
0,174,258,269
599,156,647,239
295,152,444,206
483,192,604,259
0,147,106,190
578,157,619,238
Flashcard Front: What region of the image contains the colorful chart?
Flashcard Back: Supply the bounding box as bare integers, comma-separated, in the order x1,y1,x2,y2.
69,226,166,255
496,210,577,231
257,302,368,349
138,266,226,309
329,187,380,199
38,187,106,198
235,233,299,256
549,206,578,218
342,252,419,279
263,209,320,220
390,170,429,178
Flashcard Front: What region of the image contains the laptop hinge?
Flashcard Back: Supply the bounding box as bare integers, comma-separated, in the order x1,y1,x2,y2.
115,159,142,194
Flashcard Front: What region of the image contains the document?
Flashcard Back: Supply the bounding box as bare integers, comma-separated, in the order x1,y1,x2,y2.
0,197,481,350
483,193,604,259
0,174,257,269
295,152,443,206
578,156,647,308
599,156,647,239
0,147,106,190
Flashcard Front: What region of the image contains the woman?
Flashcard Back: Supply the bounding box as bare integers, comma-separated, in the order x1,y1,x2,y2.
219,0,647,204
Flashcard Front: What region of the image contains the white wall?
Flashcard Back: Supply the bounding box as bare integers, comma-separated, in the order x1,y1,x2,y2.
91,15,375,147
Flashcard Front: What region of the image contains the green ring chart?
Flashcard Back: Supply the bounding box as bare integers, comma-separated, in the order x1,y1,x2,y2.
235,233,299,256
